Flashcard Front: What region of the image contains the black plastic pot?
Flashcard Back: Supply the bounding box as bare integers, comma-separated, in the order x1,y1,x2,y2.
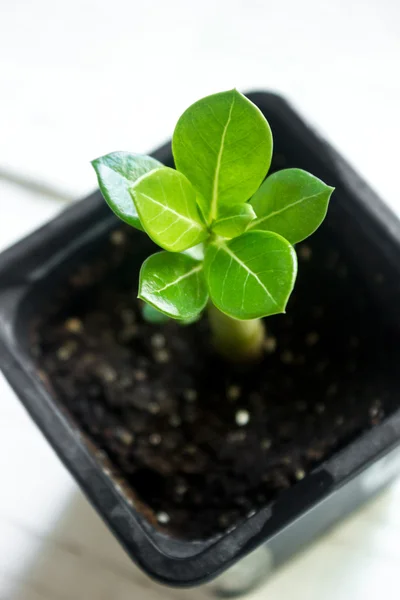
1,92,400,589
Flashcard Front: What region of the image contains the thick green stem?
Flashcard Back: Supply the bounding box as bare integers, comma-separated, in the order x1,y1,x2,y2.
207,303,265,363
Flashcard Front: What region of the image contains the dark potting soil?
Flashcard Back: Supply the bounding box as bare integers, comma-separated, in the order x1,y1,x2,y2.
33,221,400,540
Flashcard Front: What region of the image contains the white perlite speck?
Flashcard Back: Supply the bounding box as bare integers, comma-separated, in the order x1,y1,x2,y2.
295,469,306,480
369,406,379,418
157,512,170,525
235,409,250,426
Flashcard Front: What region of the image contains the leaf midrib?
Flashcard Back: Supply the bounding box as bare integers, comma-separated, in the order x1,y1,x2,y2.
154,265,203,293
138,192,204,231
217,241,278,308
251,191,324,228
209,94,235,222
214,214,245,227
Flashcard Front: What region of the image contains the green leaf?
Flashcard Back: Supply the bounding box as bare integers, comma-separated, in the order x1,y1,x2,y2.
204,231,297,320
180,313,202,326
141,303,170,324
141,301,199,325
130,167,208,252
139,251,208,320
92,152,163,230
249,168,334,244
182,242,205,261
172,89,273,223
211,203,256,239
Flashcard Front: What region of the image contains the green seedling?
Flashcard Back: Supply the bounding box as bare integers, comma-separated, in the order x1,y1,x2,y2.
92,90,334,362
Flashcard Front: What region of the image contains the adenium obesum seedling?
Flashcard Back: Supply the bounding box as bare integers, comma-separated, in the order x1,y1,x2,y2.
92,90,334,362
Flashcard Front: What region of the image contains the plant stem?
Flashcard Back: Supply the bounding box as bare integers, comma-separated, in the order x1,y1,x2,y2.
207,303,265,363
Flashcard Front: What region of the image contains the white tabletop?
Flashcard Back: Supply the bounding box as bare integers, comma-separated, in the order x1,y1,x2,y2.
1,1,400,598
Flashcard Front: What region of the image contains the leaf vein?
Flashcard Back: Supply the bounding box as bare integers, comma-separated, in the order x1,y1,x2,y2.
219,241,279,308
138,193,203,230
157,217,180,236
154,265,203,294
219,172,257,195
191,116,218,155
241,272,250,310
221,256,233,305
170,227,194,249
210,94,236,221
221,139,266,169
251,191,324,227
204,103,225,128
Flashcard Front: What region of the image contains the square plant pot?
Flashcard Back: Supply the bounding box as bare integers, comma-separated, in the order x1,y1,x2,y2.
1,92,400,589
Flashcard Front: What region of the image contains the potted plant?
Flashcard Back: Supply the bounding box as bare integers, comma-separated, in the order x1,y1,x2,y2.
92,89,333,363
1,90,399,592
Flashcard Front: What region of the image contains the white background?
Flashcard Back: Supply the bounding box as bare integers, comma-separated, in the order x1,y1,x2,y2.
1,1,400,598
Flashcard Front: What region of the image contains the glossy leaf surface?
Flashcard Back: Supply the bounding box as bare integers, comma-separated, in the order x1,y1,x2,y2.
92,152,162,230
249,168,334,244
211,203,256,238
172,89,273,222
204,230,297,319
141,303,170,324
139,251,208,320
130,167,208,252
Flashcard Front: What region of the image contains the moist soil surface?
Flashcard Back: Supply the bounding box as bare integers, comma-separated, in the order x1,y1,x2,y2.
33,222,399,539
